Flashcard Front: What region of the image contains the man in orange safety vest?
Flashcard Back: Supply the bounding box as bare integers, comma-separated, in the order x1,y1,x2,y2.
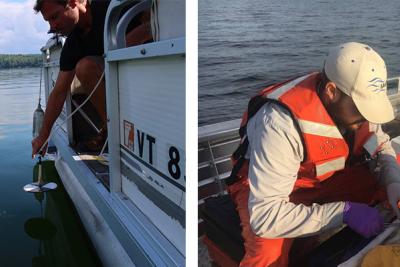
228,42,400,266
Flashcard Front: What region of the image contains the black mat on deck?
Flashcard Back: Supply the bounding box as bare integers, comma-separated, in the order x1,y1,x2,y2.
200,195,244,263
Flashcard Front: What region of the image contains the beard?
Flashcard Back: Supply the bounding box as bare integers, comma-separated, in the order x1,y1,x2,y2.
326,103,347,131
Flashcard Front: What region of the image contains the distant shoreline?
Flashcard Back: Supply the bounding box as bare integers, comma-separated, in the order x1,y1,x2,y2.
0,54,41,69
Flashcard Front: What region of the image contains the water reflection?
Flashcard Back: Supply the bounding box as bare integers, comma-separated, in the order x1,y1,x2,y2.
24,192,57,267
0,69,101,266
21,160,102,267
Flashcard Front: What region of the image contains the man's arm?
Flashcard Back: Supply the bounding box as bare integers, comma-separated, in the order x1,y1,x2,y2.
31,70,75,157
373,124,400,185
373,124,400,218
246,103,345,239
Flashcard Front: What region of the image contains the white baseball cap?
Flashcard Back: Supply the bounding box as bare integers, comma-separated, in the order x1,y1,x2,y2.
324,42,394,124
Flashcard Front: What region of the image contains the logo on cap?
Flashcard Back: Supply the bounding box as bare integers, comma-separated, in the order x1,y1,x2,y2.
367,77,386,93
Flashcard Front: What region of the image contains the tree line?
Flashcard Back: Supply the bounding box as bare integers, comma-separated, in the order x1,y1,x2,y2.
0,54,42,69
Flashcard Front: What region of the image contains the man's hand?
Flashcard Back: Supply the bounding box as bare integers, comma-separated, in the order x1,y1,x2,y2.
31,134,48,159
387,183,400,218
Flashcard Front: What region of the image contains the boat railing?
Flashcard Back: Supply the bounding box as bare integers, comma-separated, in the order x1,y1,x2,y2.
105,0,151,51
116,0,152,49
198,119,240,233
388,76,400,114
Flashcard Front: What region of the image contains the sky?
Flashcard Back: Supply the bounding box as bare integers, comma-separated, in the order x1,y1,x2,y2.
0,0,49,54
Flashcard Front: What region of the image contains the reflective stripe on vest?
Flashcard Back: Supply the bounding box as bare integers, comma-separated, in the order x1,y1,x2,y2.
268,74,312,100
297,119,342,139
315,156,346,177
268,73,343,140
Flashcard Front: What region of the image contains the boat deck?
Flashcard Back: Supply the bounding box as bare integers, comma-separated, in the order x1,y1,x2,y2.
72,153,110,191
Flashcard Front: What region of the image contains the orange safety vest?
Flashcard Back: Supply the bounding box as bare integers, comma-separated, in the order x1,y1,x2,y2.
228,72,383,189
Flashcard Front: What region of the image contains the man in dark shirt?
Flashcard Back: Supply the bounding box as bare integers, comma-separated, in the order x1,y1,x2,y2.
31,0,151,157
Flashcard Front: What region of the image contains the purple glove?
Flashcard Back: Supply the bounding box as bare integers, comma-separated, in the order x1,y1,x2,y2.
343,202,384,238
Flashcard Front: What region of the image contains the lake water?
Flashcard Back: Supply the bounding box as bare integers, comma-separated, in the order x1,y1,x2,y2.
0,68,102,266
199,0,400,125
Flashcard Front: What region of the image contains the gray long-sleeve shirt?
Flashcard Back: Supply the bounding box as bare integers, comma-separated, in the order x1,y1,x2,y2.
246,102,400,239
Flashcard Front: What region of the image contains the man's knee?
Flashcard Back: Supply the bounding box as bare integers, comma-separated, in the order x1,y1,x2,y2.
75,56,104,84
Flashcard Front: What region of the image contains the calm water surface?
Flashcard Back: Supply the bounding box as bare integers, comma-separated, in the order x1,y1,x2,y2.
199,0,400,125
0,68,101,266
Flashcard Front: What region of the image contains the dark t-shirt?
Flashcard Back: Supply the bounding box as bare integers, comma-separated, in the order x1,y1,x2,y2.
60,0,110,71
